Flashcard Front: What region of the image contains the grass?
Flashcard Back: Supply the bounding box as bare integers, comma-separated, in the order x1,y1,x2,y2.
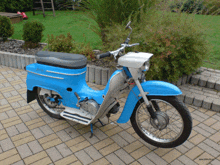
10,10,102,49
194,14,220,70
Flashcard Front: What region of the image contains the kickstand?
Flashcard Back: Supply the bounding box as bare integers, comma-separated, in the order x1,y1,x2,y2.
98,119,105,126
106,113,111,124
89,124,93,138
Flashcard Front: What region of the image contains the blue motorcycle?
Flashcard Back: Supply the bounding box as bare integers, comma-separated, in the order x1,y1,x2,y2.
25,21,192,148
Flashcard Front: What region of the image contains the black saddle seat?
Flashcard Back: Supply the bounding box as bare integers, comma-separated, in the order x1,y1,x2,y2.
36,51,87,69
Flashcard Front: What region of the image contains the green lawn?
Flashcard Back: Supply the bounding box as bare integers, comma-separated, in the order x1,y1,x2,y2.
10,10,102,49
194,14,220,70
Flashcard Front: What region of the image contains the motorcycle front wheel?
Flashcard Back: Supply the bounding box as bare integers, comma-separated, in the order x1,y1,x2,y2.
130,96,192,148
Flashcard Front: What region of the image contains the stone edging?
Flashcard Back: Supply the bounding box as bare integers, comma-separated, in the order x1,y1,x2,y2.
189,67,220,91
0,51,36,71
0,50,189,86
0,51,121,86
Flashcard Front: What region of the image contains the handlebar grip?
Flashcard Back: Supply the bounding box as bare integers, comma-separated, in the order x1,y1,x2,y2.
96,52,111,59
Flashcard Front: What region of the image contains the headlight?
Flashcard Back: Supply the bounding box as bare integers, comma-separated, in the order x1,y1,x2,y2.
141,61,150,71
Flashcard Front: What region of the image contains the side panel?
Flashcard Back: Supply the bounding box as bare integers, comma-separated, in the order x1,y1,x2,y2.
26,63,123,108
26,63,87,108
117,80,182,123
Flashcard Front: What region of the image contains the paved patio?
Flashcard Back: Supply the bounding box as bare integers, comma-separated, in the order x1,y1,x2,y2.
0,65,220,165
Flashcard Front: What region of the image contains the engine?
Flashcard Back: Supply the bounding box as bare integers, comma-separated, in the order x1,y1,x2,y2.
80,99,100,116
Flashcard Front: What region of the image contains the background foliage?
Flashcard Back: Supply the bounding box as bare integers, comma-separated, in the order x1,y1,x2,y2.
84,0,159,28
0,16,14,42
0,0,83,12
9,11,102,50
169,0,204,14
47,33,73,53
22,20,45,46
102,11,210,82
169,0,220,15
45,32,95,60
203,0,220,15
0,0,216,74
0,0,33,12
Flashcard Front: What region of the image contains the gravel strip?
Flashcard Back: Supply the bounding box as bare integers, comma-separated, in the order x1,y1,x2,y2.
0,39,117,68
0,40,45,55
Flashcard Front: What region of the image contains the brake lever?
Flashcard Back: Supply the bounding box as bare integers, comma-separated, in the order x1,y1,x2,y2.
111,45,126,59
127,43,140,47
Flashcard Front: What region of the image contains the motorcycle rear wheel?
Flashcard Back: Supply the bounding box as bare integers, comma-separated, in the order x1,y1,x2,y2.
36,87,64,119
130,96,192,148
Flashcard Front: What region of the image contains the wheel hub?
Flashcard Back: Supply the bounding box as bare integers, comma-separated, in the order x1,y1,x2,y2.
150,111,169,130
43,94,58,108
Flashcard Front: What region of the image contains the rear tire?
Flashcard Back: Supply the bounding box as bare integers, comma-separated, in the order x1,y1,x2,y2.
36,87,64,119
130,96,192,148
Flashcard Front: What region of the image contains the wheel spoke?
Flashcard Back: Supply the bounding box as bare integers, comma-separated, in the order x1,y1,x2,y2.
135,98,184,143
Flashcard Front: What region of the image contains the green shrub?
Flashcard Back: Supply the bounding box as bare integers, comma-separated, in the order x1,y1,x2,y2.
54,0,72,10
53,0,87,10
84,0,159,28
72,42,96,60
102,11,210,82
203,0,220,15
22,21,45,46
170,0,205,14
0,0,6,12
1,0,33,12
46,32,95,60
0,16,14,42
54,0,76,10
47,33,74,53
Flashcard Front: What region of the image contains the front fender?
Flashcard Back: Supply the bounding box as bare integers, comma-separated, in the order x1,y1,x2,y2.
117,80,182,123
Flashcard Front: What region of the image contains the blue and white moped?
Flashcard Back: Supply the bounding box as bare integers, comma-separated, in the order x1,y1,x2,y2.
25,22,192,148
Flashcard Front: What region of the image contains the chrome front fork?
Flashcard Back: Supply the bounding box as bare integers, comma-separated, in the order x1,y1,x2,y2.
134,80,150,106
127,67,156,119
134,79,157,119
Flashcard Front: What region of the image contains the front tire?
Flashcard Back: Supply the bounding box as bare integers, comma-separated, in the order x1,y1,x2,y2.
130,96,192,148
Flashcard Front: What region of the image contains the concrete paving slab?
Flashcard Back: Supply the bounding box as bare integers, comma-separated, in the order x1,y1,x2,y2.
0,65,219,165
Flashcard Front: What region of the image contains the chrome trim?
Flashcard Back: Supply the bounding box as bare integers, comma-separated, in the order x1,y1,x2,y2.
27,70,64,79
46,70,86,75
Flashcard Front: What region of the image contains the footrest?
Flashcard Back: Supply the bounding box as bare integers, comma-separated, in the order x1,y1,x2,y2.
60,107,93,125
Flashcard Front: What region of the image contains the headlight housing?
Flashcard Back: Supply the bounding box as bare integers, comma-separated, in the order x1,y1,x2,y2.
141,61,150,71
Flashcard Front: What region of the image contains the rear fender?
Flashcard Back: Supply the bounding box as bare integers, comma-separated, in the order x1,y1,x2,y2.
27,88,37,103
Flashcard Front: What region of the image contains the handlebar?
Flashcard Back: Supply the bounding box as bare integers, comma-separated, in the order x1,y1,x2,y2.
124,38,130,44
96,43,140,59
96,52,111,59
125,43,140,47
